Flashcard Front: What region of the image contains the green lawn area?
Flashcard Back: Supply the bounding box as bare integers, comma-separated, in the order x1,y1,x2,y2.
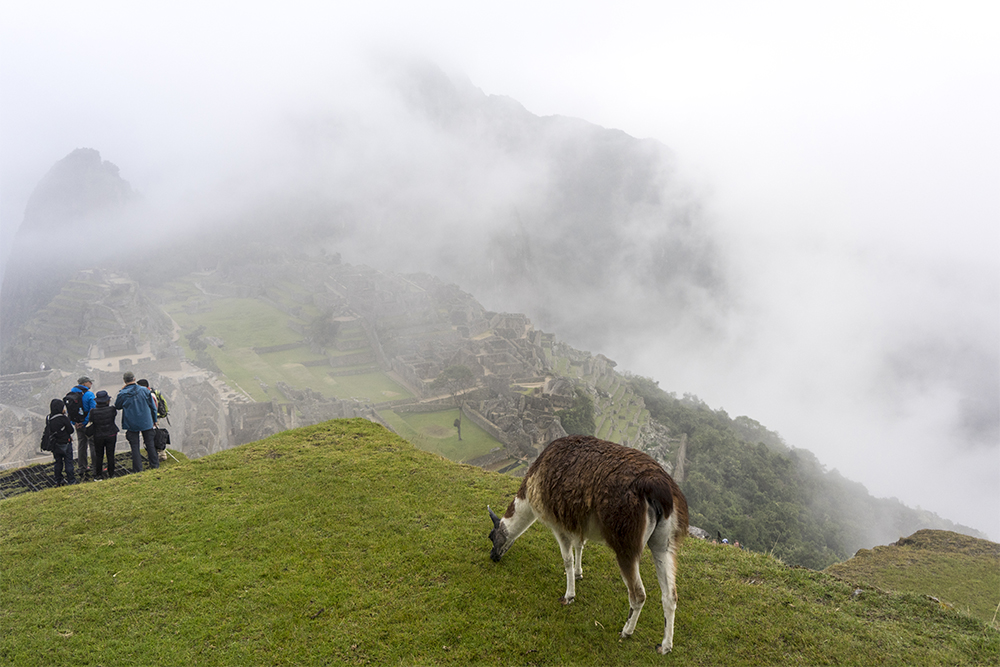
163,292,411,403
324,372,412,402
168,297,303,349
202,346,411,403
382,409,501,462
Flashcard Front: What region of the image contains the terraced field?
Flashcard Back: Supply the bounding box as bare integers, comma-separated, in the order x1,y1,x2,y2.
157,277,412,403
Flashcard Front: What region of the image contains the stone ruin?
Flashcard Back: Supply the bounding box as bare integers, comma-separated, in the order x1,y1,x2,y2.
0,252,684,480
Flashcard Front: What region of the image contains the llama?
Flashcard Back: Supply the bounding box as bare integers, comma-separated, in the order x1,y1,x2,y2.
488,434,688,654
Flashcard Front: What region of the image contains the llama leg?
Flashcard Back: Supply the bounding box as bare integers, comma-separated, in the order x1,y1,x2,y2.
617,556,646,638
649,526,680,654
573,540,586,580
553,531,578,604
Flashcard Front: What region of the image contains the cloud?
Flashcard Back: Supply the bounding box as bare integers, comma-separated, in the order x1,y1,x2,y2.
1,2,996,540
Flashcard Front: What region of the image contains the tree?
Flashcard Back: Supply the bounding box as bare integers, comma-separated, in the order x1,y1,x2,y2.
307,312,341,347
431,364,476,440
559,387,596,436
186,325,208,352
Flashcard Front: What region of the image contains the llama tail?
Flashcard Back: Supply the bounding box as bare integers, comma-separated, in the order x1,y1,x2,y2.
635,473,688,536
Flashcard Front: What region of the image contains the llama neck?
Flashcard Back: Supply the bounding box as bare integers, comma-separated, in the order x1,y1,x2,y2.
503,496,537,543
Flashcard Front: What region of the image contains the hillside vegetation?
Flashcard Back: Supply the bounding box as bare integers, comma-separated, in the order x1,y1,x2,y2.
2,419,996,666
826,530,1000,629
627,376,985,569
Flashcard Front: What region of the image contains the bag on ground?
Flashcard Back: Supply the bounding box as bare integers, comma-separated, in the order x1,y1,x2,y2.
154,427,170,451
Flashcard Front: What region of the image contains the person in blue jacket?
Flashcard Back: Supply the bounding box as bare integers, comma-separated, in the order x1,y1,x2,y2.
114,371,159,472
68,376,97,479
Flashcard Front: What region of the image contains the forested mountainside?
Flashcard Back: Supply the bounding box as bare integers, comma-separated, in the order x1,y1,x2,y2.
626,376,983,569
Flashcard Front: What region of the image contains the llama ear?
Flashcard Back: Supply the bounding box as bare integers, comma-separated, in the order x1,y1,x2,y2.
488,505,501,528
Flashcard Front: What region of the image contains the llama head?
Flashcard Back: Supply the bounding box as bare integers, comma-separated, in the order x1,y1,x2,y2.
488,506,510,562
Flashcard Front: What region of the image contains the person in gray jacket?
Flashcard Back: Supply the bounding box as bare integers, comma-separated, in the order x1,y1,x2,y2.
114,371,159,472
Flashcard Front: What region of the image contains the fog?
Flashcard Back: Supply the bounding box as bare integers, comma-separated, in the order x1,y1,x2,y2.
2,3,997,540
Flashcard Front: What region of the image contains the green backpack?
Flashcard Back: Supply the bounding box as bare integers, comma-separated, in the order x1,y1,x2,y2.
154,390,169,420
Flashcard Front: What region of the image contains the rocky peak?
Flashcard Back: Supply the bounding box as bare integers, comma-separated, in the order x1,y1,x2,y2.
0,149,136,372
20,148,134,233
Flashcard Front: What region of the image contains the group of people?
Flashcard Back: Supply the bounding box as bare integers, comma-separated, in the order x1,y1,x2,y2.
46,371,166,485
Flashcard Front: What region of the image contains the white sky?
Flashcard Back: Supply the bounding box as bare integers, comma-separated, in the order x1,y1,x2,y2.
2,1,998,538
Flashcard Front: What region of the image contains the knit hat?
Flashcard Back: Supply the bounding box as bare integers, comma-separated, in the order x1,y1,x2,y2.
95,390,110,404
123,371,135,383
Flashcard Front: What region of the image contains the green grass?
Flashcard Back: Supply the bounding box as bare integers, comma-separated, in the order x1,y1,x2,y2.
163,291,411,403
324,372,412,402
826,529,1000,629
381,409,501,462
1,419,996,666
168,297,302,349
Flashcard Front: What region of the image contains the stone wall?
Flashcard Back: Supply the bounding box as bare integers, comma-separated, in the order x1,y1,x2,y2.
461,404,511,450
0,370,81,467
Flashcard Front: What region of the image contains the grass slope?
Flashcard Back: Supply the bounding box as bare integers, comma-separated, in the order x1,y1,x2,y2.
826,530,1000,629
381,408,501,462
2,420,996,666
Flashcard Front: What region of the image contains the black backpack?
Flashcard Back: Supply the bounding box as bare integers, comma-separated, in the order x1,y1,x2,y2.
154,428,170,451
63,390,86,424
40,417,53,452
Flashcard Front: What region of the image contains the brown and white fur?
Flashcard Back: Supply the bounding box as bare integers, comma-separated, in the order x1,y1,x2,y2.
489,434,688,654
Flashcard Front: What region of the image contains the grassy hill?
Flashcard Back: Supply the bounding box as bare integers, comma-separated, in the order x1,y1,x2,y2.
2,420,997,666
826,530,1000,629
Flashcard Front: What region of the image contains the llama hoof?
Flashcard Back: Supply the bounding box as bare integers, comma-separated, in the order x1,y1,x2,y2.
559,595,575,605
619,631,632,640
657,644,672,655
574,572,583,581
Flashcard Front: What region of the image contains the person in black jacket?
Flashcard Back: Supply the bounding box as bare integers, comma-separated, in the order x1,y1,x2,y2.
87,390,120,480
47,398,76,485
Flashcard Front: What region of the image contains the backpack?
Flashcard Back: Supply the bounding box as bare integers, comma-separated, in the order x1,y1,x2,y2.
40,418,53,452
154,427,170,451
154,390,169,420
64,390,86,423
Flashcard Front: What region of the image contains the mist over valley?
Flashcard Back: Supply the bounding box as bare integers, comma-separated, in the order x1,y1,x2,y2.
1,5,996,545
